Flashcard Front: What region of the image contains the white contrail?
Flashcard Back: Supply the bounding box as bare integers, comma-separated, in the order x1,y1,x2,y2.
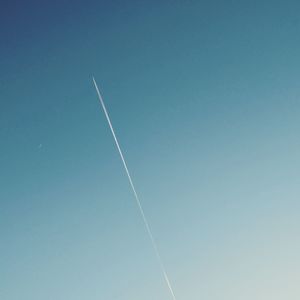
92,77,177,300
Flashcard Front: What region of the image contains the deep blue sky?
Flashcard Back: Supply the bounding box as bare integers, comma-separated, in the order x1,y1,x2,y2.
1,1,300,299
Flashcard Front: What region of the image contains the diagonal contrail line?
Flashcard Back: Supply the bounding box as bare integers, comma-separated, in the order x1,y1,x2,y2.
92,77,177,300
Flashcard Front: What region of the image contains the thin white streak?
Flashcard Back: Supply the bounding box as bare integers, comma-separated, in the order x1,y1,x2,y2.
92,77,177,300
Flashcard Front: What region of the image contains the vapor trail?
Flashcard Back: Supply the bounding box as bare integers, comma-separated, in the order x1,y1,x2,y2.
92,77,177,300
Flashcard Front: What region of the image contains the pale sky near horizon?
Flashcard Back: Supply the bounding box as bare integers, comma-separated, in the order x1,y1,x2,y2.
1,1,300,299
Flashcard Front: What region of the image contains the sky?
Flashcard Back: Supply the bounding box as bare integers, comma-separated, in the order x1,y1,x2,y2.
1,1,300,299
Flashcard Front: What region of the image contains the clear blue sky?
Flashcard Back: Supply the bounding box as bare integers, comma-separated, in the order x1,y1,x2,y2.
1,1,300,299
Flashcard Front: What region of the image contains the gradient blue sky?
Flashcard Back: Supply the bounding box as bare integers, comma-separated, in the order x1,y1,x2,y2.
1,1,300,299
